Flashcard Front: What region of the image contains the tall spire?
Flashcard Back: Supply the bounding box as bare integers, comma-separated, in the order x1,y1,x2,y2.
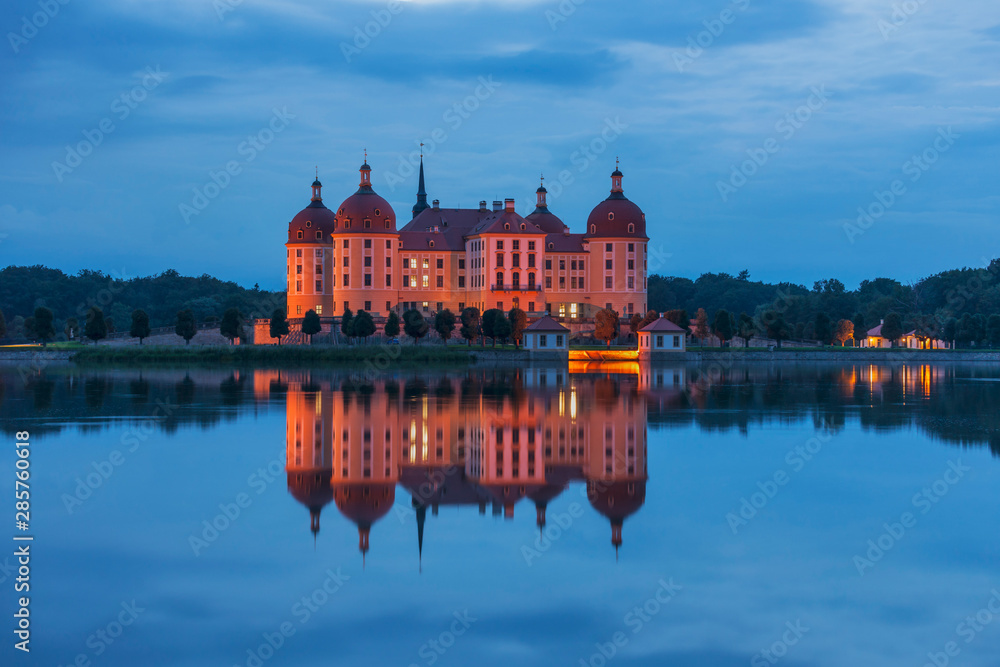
532,174,550,214
412,147,429,218
416,504,426,573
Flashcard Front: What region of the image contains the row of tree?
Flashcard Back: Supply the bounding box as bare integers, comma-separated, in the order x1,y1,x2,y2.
265,306,533,347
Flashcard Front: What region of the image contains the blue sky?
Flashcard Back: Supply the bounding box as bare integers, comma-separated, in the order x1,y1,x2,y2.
1,0,998,290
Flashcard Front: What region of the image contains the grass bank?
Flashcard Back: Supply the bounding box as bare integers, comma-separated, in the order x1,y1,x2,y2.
70,344,475,368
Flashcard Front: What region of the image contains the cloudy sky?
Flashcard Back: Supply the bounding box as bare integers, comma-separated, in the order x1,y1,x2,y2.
1,0,998,290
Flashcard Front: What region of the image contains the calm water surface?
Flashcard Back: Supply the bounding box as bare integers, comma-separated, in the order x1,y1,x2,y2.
1,362,999,667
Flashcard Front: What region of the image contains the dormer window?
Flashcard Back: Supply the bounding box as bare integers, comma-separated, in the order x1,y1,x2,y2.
297,230,303,239
590,225,596,234
429,240,435,248
374,208,381,216
608,212,615,221
628,223,635,234
306,220,312,228
316,231,322,239
345,221,351,229
504,223,510,230
385,220,390,229
520,223,526,230
364,219,371,229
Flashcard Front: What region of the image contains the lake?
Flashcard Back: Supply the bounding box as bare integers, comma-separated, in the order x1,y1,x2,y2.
1,361,999,667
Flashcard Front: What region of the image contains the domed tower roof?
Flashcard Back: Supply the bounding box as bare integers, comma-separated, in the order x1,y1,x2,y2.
335,158,397,233
528,482,568,529
587,479,647,555
334,481,395,558
585,163,647,240
288,175,337,244
525,175,568,234
287,470,334,538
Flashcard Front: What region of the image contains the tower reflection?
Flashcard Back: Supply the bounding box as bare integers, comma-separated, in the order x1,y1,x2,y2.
278,365,686,563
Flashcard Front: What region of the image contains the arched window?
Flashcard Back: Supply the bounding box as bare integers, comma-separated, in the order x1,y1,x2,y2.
628,223,634,234
590,225,596,234
429,240,435,248
504,223,510,230
520,223,526,230
297,230,303,239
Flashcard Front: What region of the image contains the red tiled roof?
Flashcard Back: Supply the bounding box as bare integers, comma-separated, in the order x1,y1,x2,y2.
525,315,570,332
544,232,586,253
639,318,686,333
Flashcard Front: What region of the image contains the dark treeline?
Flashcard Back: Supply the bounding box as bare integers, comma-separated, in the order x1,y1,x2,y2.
0,266,285,339
3,260,1000,344
648,259,1000,344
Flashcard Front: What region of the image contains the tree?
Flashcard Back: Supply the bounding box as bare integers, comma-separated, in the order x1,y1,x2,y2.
712,309,733,347
629,313,643,337
814,312,832,346
762,310,789,348
834,319,855,346
594,308,620,347
130,309,151,345
434,309,456,342
340,308,354,343
943,317,958,348
481,308,504,347
508,308,528,348
384,311,400,339
221,307,245,345
23,316,36,342
664,309,689,331
353,310,376,342
881,312,903,347
0,308,6,340
403,309,429,344
64,317,78,341
693,308,710,345
460,307,480,347
105,317,116,335
175,309,197,345
269,308,289,345
493,314,512,345
987,314,1000,349
301,309,321,345
852,312,867,339
737,312,756,348
33,307,55,347
84,307,107,344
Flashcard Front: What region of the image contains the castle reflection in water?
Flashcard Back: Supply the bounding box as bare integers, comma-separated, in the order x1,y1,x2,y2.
271,362,685,560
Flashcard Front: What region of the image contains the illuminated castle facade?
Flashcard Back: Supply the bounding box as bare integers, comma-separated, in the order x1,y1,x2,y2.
285,158,650,321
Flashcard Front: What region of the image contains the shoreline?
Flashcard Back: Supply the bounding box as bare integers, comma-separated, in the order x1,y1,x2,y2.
2,346,1000,366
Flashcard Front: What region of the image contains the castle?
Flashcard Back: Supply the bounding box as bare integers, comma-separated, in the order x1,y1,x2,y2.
284,157,650,325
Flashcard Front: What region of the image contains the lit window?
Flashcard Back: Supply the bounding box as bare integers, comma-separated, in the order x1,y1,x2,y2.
422,259,429,269
422,275,429,288
316,305,323,315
